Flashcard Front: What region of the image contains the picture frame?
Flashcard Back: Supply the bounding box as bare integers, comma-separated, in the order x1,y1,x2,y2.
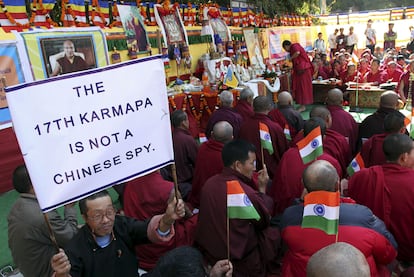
15,27,109,81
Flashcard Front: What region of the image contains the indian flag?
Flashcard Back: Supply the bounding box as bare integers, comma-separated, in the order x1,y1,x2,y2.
227,180,260,220
259,122,274,155
284,124,292,141
302,191,340,235
198,133,208,144
296,126,323,164
347,152,365,176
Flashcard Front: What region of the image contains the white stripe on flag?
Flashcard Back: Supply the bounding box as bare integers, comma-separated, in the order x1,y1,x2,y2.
228,194,252,207
260,130,271,142
299,135,322,157
303,204,339,220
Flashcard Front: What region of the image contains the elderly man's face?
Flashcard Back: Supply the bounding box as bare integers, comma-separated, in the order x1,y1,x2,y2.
84,195,116,237
63,41,75,58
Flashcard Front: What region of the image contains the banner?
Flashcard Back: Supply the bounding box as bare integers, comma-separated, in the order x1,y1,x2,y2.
0,41,27,129
6,56,174,212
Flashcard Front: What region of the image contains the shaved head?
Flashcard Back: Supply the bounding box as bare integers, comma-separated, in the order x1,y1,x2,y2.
302,160,339,192
379,91,399,109
278,91,293,105
310,106,332,128
326,88,343,106
253,96,273,113
211,121,233,143
307,242,370,277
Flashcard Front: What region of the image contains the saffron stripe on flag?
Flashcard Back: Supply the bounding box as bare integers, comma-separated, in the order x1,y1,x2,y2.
303,204,339,220
304,191,339,207
227,180,244,194
302,216,339,235
296,125,321,149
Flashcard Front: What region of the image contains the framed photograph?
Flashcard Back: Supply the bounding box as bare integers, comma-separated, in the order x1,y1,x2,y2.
118,4,150,55
154,3,188,46
15,27,109,80
40,36,96,78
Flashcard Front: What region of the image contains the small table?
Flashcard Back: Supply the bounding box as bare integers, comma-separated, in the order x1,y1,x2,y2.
312,80,339,104
347,87,385,108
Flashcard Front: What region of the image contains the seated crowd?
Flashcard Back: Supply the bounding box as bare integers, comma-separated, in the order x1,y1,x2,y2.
7,83,414,276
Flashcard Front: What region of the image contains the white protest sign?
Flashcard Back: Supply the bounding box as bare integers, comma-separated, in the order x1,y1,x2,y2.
6,56,173,212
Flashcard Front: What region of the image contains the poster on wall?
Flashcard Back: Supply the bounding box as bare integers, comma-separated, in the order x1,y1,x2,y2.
267,26,313,62
15,27,109,81
243,28,266,70
118,4,150,54
0,41,27,129
154,2,188,46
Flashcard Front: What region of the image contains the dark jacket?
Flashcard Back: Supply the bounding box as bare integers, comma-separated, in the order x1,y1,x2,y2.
66,216,150,277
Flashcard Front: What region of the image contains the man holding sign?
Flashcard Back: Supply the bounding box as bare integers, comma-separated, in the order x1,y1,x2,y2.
51,190,185,276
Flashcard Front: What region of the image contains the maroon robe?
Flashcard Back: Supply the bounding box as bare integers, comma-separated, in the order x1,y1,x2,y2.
57,55,88,74
234,99,254,122
269,147,342,215
360,133,387,167
195,168,276,277
172,128,198,183
238,113,289,180
290,43,313,105
348,164,414,262
205,106,243,139
123,172,198,270
268,105,304,140
364,70,388,84
188,140,224,208
327,105,359,155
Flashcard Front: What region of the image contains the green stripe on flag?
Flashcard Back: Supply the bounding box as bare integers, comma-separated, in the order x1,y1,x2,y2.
261,139,274,155
302,215,338,235
227,206,260,220
301,146,323,164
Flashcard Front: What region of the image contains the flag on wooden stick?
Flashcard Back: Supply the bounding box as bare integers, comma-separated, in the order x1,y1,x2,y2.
296,126,323,164
302,191,340,235
227,180,260,220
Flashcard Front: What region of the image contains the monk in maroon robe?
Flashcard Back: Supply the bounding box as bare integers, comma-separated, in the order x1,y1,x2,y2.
123,171,198,271
282,40,313,112
358,91,399,145
360,112,406,167
363,59,387,85
234,87,254,122
307,106,352,175
269,91,304,141
188,121,233,208
170,110,198,199
326,89,359,155
269,118,342,215
205,90,242,139
238,96,289,180
348,133,414,262
195,140,279,276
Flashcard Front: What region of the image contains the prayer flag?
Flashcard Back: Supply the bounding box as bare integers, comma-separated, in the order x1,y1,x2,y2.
296,126,323,164
302,191,340,235
224,66,239,88
227,180,260,220
347,152,365,176
284,124,291,141
259,122,274,155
